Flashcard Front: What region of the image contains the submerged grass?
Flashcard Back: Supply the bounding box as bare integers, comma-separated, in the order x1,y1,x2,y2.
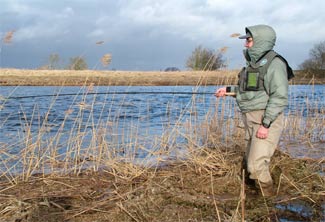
0,80,324,221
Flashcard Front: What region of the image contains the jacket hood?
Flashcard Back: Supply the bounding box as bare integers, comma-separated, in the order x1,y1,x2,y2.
244,24,276,63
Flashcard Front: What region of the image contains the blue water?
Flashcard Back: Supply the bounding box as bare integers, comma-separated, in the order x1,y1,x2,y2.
0,85,324,159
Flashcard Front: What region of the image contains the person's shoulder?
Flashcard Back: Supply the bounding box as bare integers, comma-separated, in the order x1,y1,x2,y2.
269,57,287,69
267,57,287,78
270,54,294,80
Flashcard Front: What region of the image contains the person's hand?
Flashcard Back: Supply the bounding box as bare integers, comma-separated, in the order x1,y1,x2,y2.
215,87,227,97
256,125,269,139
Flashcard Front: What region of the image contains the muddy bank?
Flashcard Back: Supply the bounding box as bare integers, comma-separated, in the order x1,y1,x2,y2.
0,149,324,222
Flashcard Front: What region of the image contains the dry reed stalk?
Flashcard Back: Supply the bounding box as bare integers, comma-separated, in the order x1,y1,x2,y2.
232,196,242,221
42,178,76,189
241,169,245,222
230,33,241,38
116,202,140,222
67,197,117,220
219,46,228,54
101,54,112,67
210,172,221,222
280,174,316,203
86,82,95,93
104,160,148,181
2,31,14,44
20,110,35,181
0,149,19,184
184,147,231,178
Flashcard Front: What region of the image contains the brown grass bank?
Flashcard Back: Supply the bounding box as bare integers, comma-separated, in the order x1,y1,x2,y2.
0,69,238,86
1,69,322,86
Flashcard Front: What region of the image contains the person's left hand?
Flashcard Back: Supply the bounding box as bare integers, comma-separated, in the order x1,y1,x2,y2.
214,87,227,97
256,125,269,139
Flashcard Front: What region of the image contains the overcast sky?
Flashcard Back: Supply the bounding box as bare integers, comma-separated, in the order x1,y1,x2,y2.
1,0,324,71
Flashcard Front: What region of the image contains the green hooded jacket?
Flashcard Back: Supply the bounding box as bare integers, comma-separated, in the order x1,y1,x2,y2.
234,24,289,127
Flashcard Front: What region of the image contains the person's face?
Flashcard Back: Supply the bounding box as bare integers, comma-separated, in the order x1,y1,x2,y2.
245,37,253,48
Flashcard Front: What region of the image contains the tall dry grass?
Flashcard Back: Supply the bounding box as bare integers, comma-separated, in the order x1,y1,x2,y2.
0,85,216,182
0,81,323,182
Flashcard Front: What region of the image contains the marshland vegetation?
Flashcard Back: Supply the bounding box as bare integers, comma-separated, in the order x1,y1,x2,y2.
0,80,324,222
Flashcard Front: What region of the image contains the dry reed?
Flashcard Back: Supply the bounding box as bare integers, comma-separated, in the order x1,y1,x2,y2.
101,54,112,67
230,33,241,38
2,31,14,44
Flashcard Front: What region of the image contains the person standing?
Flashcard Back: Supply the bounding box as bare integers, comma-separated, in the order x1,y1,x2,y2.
215,24,293,196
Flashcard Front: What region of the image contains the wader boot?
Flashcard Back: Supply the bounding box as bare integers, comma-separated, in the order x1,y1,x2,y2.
242,158,258,195
256,180,275,197
242,158,255,186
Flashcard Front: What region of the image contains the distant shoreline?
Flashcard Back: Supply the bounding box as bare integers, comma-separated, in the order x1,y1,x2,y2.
0,68,323,86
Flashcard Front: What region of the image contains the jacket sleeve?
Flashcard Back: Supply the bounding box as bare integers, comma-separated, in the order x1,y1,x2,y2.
262,57,289,126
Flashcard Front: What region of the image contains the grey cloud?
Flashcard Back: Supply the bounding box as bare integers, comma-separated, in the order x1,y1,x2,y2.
1,0,325,70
